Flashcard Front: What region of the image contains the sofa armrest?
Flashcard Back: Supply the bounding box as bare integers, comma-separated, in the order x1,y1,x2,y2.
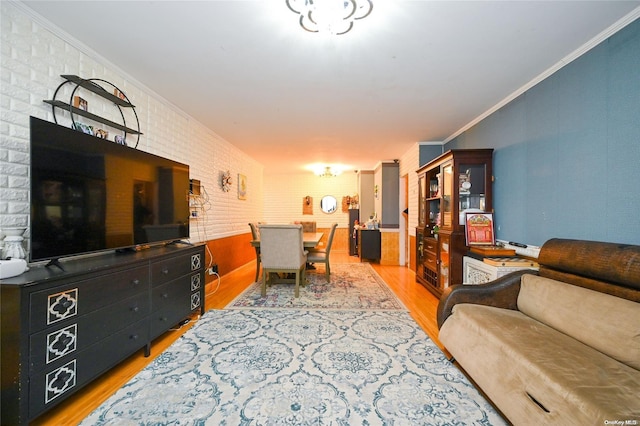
437,270,538,329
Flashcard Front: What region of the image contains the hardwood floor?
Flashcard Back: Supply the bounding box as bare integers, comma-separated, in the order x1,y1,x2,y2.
32,251,445,425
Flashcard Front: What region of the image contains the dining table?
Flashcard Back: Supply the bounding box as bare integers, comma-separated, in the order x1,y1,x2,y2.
250,232,324,249
250,232,324,283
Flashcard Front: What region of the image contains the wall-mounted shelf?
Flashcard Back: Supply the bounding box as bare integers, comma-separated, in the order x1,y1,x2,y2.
43,100,141,135
44,75,142,147
60,74,135,107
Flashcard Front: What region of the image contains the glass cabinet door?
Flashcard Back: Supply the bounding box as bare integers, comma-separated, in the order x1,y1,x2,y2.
418,174,426,227
416,232,424,265
439,233,450,288
442,163,453,228
458,163,488,225
426,169,441,236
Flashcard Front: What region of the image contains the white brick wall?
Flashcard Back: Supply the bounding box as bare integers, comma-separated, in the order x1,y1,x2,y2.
0,2,263,252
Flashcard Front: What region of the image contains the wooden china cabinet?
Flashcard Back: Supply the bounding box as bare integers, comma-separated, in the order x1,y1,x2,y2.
415,149,493,296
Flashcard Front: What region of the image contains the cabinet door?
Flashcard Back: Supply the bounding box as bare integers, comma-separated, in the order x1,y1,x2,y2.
150,252,194,287
441,162,453,229
417,174,426,227
463,256,496,284
190,271,203,313
360,230,381,260
29,266,148,333
438,233,451,289
426,168,441,236
150,277,192,339
416,229,424,267
458,162,489,224
29,292,149,372
28,319,148,419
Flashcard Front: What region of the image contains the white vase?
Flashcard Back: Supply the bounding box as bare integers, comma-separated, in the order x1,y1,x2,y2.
1,227,27,260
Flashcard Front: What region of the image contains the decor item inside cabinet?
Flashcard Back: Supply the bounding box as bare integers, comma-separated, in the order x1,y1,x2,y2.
415,149,493,296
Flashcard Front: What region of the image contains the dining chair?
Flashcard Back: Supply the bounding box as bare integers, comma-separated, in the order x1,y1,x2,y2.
258,224,308,298
248,223,261,282
299,221,316,232
307,223,338,282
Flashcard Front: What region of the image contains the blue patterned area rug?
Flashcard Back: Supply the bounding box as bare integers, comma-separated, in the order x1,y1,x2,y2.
226,263,407,311
81,309,506,425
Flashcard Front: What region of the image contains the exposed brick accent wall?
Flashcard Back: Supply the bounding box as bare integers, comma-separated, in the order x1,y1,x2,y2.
0,3,263,261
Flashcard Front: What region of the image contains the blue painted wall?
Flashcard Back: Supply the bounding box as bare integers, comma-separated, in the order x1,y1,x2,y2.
419,144,444,167
445,19,640,246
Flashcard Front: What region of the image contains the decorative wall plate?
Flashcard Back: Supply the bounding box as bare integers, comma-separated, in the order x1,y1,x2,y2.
221,171,232,192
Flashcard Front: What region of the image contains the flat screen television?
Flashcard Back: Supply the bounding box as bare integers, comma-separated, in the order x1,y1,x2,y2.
30,116,190,264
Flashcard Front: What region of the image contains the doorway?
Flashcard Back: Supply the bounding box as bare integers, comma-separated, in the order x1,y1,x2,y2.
402,173,409,267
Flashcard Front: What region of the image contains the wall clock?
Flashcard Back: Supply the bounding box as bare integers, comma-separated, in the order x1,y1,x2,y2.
221,171,232,192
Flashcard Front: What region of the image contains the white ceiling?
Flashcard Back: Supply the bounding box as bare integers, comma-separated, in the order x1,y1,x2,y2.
19,1,640,174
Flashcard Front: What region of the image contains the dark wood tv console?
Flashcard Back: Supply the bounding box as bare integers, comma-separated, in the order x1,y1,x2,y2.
0,243,205,425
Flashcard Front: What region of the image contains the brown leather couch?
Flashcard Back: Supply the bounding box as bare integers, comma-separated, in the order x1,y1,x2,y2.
437,239,640,425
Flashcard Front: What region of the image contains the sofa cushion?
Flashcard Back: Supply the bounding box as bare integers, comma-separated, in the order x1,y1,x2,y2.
517,274,640,370
439,304,640,425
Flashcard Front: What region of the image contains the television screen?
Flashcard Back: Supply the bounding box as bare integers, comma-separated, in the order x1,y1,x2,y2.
30,116,190,263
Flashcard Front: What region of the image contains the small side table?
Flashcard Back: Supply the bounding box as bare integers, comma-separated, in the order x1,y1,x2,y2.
463,255,538,284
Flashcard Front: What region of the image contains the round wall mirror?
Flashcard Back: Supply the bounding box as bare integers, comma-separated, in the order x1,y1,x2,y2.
320,195,338,214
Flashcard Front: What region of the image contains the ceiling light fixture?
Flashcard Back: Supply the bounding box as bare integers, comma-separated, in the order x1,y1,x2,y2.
286,0,373,35
315,166,341,177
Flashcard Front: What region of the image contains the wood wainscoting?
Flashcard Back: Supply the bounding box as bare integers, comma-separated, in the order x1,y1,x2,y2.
204,232,255,281
317,226,348,252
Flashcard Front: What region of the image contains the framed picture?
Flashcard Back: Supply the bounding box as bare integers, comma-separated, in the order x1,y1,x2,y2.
238,174,247,200
113,88,126,101
73,96,88,111
302,196,313,215
221,171,232,192
465,212,495,246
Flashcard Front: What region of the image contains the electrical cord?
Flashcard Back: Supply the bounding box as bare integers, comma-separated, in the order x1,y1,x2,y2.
169,317,191,331
188,184,217,272
208,271,221,295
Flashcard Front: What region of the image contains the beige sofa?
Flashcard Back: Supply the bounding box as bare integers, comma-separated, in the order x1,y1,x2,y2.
437,239,640,425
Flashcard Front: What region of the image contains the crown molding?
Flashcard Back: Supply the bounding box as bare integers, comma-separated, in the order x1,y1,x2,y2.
444,7,640,144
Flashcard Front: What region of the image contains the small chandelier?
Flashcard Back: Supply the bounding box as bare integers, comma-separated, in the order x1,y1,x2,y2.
286,0,373,35
315,166,341,177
